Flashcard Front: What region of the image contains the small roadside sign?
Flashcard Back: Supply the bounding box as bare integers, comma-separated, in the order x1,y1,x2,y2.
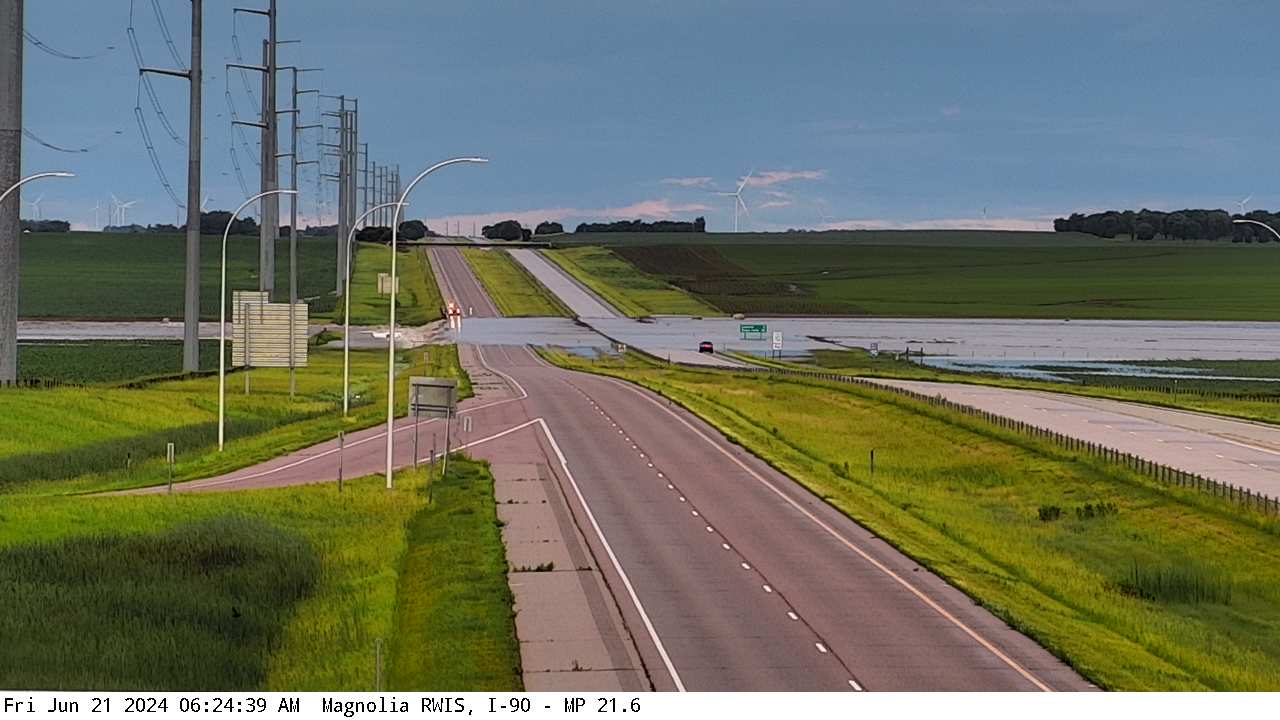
409,377,458,419
771,331,783,351
740,323,767,340
869,342,879,358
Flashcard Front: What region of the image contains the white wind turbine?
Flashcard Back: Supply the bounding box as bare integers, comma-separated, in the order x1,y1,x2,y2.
1236,194,1253,216
714,170,753,232
91,199,104,229
26,194,44,221
111,194,138,226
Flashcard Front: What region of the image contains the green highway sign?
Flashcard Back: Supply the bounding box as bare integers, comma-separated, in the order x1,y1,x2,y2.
740,323,767,339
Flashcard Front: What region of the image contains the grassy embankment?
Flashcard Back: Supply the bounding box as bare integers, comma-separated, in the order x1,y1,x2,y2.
731,348,1280,426
18,339,221,385
544,349,1280,691
19,231,339,319
0,344,468,496
460,247,570,317
542,246,716,317
339,243,444,326
0,460,520,691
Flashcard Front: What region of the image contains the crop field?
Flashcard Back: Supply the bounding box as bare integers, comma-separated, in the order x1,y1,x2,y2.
18,340,221,385
0,344,467,496
18,231,338,320
550,238,1280,320
543,246,717,317
0,461,519,691
340,243,443,326
460,247,570,317
553,229,1112,247
546,349,1280,690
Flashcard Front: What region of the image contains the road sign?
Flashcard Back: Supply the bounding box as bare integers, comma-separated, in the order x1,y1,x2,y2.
772,331,783,351
740,323,767,340
231,291,309,368
377,273,399,295
409,377,458,419
869,342,879,358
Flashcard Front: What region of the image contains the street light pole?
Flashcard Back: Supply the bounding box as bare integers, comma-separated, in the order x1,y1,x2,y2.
218,188,297,451
383,157,489,489
1232,218,1280,242
342,201,402,416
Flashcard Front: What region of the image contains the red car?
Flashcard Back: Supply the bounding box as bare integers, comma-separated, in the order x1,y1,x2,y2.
698,341,714,354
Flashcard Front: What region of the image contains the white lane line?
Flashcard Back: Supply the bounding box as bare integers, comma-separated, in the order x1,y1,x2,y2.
1215,454,1225,459
848,680,863,691
815,643,829,654
679,496,687,503
705,526,715,533
787,611,799,621
691,510,700,517
762,584,774,593
532,416,686,692
667,484,675,489
721,543,732,550
604,376,1056,692
741,562,751,570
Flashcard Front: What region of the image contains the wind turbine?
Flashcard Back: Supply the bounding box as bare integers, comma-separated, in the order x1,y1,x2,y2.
91,199,103,229
1236,194,1253,216
26,194,43,221
112,195,138,226
714,170,753,232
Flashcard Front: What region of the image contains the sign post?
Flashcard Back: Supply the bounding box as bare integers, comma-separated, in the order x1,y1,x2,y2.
166,442,175,494
410,377,459,480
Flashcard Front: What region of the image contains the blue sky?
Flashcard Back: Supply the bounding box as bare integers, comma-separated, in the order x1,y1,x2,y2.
19,1,1280,232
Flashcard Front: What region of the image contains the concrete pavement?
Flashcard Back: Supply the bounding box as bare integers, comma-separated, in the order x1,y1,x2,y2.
507,248,621,319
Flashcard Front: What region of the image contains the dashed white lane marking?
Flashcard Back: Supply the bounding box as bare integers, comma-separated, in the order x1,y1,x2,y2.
1184,446,1193,451
691,509,700,517
848,679,864,691
741,562,751,570
679,496,687,503
1250,463,1260,468
815,643,829,654
762,584,774,593
787,611,799,621
722,543,732,550
667,484,674,489
647,462,654,468
1215,454,1225,459
657,472,665,478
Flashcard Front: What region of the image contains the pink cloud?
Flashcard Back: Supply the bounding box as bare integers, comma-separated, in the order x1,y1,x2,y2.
756,200,792,210
742,170,826,188
660,176,714,188
819,217,1054,232
420,198,713,233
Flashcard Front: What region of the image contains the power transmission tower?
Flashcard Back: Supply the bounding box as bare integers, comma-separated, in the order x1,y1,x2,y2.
234,1,276,294
0,0,22,384
281,64,320,397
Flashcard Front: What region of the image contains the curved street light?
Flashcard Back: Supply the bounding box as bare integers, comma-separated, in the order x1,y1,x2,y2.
219,188,299,451
384,156,488,489
342,201,405,416
0,172,76,206
1232,218,1280,243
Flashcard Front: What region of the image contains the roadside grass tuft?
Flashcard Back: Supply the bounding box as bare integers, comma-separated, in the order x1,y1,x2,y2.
1117,561,1233,606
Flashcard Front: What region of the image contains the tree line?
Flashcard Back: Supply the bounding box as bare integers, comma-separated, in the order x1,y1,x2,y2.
479,217,706,240
1054,209,1280,242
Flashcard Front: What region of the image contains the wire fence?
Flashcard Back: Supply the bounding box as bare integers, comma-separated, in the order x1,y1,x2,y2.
690,360,1280,518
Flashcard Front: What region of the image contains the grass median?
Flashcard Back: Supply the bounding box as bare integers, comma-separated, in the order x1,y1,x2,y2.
0,460,519,691
460,247,570,317
339,242,444,326
543,246,715,317
544,349,1280,691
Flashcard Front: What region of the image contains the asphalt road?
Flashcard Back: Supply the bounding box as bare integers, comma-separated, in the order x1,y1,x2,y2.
150,342,1089,691
427,246,501,319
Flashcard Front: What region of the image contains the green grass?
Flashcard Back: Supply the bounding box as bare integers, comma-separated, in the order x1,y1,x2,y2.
18,231,338,320
583,239,1280,320
543,246,717,317
732,348,1280,426
552,229,1114,248
0,461,519,691
460,247,570,317
340,243,444,326
17,340,221,385
0,344,470,495
544,349,1280,690
388,459,521,691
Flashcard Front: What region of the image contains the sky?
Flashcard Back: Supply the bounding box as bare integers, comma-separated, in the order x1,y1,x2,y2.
18,1,1280,232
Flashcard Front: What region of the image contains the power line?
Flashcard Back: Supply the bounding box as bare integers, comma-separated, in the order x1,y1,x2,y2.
149,0,187,71
134,79,185,209
23,30,116,61
22,128,123,154
127,1,185,146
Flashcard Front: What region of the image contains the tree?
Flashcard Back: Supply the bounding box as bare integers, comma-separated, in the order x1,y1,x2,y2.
481,219,524,241
1135,222,1155,241
535,221,564,235
399,219,427,241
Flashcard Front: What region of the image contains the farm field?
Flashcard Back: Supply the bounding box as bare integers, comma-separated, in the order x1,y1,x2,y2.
544,349,1280,691
18,231,338,320
543,245,717,317
0,344,468,496
547,236,1280,320
734,349,1280,426
552,229,1114,247
0,460,519,691
339,243,444,326
460,247,570,317
18,339,221,385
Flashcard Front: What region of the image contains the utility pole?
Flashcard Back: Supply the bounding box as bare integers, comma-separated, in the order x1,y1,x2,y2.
360,142,369,229
234,2,276,295
281,65,320,397
0,0,21,384
321,96,347,294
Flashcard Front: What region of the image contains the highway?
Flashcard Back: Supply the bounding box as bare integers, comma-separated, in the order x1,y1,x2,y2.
149,250,1095,691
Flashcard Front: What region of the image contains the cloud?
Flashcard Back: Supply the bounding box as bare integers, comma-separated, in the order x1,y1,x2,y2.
742,170,826,188
420,198,713,232
818,217,1054,232
755,200,792,210
660,176,714,188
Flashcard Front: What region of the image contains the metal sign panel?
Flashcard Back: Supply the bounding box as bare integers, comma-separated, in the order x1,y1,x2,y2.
772,331,784,351
409,377,458,419
740,323,767,340
377,273,399,295
869,342,879,358
231,290,309,368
